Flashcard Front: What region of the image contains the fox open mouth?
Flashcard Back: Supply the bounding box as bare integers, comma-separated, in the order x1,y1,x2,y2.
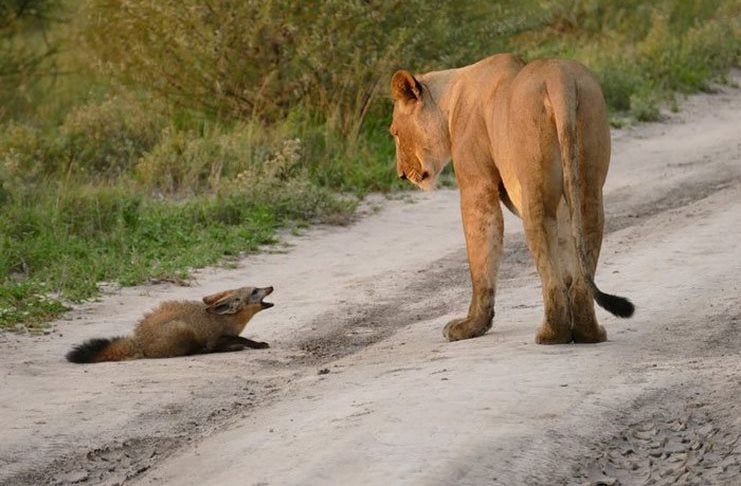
260,287,274,309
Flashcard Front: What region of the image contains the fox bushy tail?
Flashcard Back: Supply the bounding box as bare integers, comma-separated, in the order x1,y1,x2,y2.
551,73,634,319
66,336,139,363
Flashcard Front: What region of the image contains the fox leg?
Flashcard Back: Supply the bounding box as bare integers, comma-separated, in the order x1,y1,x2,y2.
206,335,248,353
206,335,269,353
232,336,270,349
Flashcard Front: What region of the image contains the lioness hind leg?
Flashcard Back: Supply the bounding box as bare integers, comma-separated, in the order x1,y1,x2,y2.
570,191,607,343
523,210,572,345
570,282,606,343
556,202,604,342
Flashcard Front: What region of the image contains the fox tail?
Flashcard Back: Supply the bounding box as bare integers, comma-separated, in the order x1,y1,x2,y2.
66,337,139,363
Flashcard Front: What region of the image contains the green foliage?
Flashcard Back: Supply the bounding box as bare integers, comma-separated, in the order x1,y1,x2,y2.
0,94,166,185
636,13,738,93
0,121,61,182
629,88,662,122
82,0,537,136
0,0,61,119
0,281,68,331
0,178,355,329
137,124,258,195
0,0,59,73
61,94,167,177
520,0,741,120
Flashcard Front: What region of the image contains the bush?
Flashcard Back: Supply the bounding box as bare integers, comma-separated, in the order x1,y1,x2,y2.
629,88,662,122
136,124,256,195
61,93,166,177
136,124,305,196
0,122,61,183
516,0,740,120
82,0,538,135
0,0,61,120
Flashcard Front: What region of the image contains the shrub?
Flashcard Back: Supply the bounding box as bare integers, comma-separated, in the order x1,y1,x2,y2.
629,88,662,122
137,124,265,195
60,93,166,178
0,122,60,182
82,0,538,135
516,0,740,120
0,0,61,120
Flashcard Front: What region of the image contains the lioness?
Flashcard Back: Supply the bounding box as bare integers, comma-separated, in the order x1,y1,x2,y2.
390,54,634,344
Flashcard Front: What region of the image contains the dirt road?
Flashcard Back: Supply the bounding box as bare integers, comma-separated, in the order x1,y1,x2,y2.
2,76,740,485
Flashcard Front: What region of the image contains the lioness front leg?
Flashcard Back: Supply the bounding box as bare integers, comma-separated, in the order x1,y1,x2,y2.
443,184,503,342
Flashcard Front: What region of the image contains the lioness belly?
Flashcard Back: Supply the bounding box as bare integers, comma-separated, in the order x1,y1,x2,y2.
499,180,521,217
499,174,523,217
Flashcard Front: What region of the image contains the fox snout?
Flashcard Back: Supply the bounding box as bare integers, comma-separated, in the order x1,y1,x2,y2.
258,286,274,309
203,285,275,316
241,286,274,309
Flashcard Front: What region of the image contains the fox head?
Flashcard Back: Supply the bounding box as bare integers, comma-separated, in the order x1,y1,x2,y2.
203,286,274,318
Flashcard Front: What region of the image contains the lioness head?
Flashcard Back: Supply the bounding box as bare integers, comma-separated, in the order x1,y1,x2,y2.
390,70,451,191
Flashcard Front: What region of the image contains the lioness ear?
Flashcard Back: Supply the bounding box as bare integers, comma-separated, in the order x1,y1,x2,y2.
391,70,423,103
203,290,230,306
205,293,242,315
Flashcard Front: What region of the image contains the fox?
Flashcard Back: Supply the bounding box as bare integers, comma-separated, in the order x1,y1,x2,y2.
66,286,274,363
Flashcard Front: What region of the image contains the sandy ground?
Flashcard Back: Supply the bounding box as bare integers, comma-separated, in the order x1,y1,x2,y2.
1,75,740,485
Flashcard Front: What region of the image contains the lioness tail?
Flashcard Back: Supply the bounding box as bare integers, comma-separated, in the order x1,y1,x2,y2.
551,68,634,319
590,277,635,318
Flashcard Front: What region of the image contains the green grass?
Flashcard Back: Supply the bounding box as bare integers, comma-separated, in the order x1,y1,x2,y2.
1,0,739,330
0,282,68,332
0,181,354,330
513,0,740,123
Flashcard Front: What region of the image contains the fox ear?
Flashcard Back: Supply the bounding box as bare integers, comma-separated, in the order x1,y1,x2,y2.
391,70,423,104
205,293,242,315
202,290,230,305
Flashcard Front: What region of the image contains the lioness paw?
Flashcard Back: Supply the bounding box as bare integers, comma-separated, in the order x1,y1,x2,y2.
443,316,492,342
572,325,607,344
535,323,572,345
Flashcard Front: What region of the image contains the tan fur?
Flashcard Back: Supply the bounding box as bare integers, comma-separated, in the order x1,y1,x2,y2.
390,54,633,344
67,286,274,363
92,337,138,363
